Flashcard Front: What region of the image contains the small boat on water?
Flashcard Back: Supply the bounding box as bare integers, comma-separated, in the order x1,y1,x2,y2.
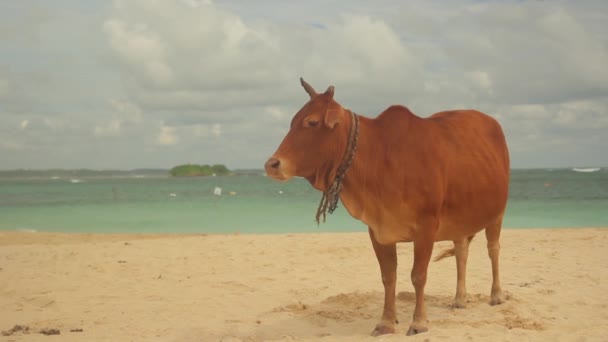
70,179,83,183
572,167,601,173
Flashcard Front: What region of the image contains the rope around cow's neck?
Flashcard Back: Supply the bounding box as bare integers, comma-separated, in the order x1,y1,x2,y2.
315,111,360,225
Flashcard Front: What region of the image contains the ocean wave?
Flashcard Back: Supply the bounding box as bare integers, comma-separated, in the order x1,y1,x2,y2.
572,168,601,173
15,228,38,233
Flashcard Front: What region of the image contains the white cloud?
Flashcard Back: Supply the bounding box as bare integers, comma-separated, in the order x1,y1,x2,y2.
0,78,8,96
265,106,288,121
440,4,608,105
94,118,122,137
157,125,179,146
467,70,493,93
1,1,607,169
0,140,24,151
110,99,143,123
98,1,608,168
104,19,174,86
93,99,147,138
102,2,427,113
191,123,221,138
211,123,221,137
181,0,213,8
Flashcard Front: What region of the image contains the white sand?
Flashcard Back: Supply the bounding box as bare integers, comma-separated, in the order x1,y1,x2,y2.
1,228,607,341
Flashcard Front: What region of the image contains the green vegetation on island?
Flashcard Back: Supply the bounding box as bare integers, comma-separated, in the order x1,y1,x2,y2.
169,164,230,177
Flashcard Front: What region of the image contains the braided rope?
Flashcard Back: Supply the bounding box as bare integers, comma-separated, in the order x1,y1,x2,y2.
315,111,360,224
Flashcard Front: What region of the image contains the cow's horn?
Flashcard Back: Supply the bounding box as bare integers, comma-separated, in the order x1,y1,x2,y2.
300,77,317,98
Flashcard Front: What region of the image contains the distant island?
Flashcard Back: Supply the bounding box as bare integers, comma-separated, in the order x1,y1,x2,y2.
169,164,230,177
0,167,260,179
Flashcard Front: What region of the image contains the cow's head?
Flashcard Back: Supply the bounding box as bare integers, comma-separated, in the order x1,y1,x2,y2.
265,78,351,190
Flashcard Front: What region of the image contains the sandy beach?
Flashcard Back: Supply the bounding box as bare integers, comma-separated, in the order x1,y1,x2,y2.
1,228,607,341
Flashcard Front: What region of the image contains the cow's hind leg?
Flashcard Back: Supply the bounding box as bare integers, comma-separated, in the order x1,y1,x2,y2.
486,218,505,305
453,236,472,308
368,228,398,336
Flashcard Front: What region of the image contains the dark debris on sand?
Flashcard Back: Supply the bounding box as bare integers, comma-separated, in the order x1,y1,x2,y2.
39,328,61,335
1,325,30,336
2,325,83,336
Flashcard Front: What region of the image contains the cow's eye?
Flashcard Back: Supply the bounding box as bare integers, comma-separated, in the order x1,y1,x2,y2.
307,120,319,127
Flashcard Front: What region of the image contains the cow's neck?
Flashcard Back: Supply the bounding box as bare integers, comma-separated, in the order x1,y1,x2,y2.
313,110,359,224
338,111,414,223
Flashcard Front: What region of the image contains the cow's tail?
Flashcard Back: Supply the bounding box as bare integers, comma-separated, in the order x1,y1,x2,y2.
433,248,455,262
433,235,475,262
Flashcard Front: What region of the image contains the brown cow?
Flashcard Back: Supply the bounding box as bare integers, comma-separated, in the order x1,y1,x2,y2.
264,78,510,336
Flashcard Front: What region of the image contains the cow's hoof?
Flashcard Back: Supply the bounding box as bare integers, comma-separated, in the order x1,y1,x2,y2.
490,295,505,306
371,323,395,336
452,298,467,309
489,288,506,306
406,325,428,336
490,290,507,306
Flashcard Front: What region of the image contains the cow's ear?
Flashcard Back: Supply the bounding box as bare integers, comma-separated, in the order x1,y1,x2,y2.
324,86,334,99
324,109,340,129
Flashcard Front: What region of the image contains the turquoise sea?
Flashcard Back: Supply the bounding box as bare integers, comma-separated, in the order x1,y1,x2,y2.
0,169,607,234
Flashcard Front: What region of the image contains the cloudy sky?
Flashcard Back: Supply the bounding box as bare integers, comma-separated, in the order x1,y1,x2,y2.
1,0,607,170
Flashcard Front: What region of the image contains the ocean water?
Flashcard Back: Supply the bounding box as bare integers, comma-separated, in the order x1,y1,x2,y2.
0,169,606,234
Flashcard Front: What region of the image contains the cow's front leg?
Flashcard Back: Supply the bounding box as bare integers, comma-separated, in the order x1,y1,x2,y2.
407,220,437,336
368,227,397,336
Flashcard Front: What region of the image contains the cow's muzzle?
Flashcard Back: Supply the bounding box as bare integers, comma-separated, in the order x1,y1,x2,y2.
264,156,290,181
